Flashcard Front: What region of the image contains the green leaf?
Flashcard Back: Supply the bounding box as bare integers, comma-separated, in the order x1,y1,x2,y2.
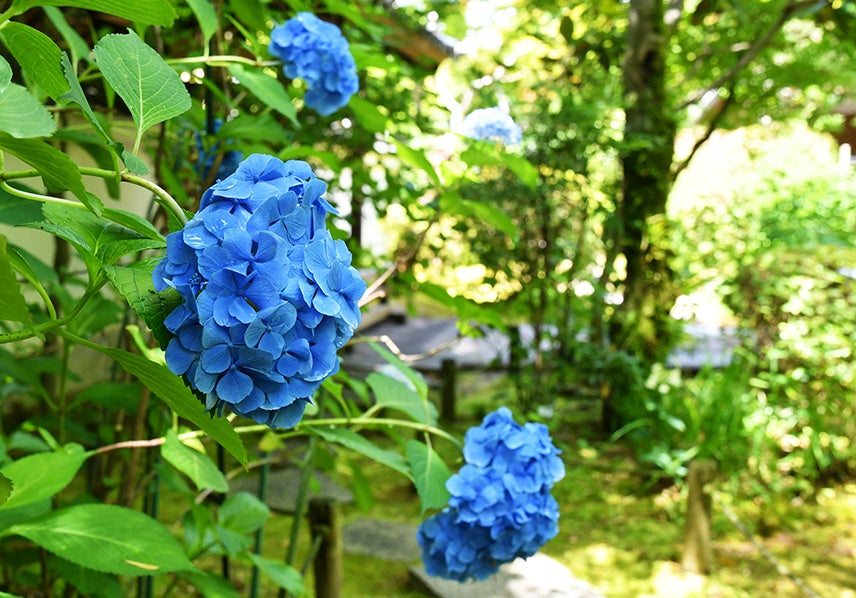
34,203,163,272
227,64,298,126
310,427,412,481
0,444,87,511
0,499,51,533
368,341,429,399
349,96,388,133
179,570,241,598
405,440,451,515
44,7,90,68
217,112,288,143
0,133,101,214
367,371,437,425
461,145,539,189
502,153,539,189
2,22,69,99
49,557,125,598
102,208,164,241
394,141,441,187
0,473,11,508
346,458,374,513
219,492,270,535
439,191,518,241
161,430,228,493
186,0,218,46
93,30,191,153
0,56,56,139
93,346,247,466
0,236,32,327
104,260,180,350
6,504,196,575
8,0,177,26
0,183,43,225
245,553,304,596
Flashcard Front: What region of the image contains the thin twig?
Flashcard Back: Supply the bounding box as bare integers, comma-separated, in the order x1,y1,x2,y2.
353,333,462,364
672,84,736,179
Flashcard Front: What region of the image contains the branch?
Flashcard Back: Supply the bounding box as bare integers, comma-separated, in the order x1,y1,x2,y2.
671,84,736,179
678,0,819,110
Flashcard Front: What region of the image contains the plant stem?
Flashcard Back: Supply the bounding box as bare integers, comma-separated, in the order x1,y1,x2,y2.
167,55,280,68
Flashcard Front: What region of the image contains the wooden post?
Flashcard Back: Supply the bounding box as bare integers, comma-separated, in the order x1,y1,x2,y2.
508,325,522,375
682,459,718,574
440,358,456,424
309,497,342,598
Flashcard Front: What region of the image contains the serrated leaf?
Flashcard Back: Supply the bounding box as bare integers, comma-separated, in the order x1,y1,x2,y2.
394,141,440,187
349,96,387,133
0,499,51,534
186,0,218,46
310,427,412,481
92,345,247,465
0,56,56,138
36,203,163,271
245,554,304,595
405,440,451,515
103,260,180,349
0,444,87,511
93,30,191,154
162,430,228,493
0,474,12,508
0,133,101,214
6,504,196,575
227,64,297,126
367,371,437,425
2,22,69,99
0,236,32,327
8,0,177,26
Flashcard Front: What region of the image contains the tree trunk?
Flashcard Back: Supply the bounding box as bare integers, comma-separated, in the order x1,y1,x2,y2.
615,0,678,362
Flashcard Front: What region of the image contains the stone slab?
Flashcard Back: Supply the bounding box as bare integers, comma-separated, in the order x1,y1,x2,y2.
410,552,605,598
342,518,421,562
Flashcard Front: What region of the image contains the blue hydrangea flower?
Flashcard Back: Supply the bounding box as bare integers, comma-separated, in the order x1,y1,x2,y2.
153,154,366,428
417,407,564,582
460,107,523,145
268,13,359,116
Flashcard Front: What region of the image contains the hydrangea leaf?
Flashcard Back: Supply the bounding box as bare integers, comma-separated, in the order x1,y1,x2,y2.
0,57,56,139
185,0,218,47
227,64,298,126
93,346,248,466
161,430,228,493
0,133,101,214
405,440,451,515
366,371,437,425
394,141,441,187
5,504,196,575
177,571,242,598
0,235,32,327
310,427,412,481
367,341,429,399
104,261,179,350
7,0,177,26
348,95,388,133
439,191,518,242
219,492,270,535
1,22,69,99
0,444,87,511
48,557,126,598
93,30,191,154
58,53,148,175
0,474,12,509
244,554,304,596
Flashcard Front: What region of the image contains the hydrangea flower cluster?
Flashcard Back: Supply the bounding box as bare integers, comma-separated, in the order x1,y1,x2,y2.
195,118,242,183
460,107,523,146
268,12,359,116
417,407,564,582
153,154,366,429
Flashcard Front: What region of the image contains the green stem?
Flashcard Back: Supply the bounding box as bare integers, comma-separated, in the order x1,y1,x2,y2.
0,284,104,345
280,435,317,598
1,167,187,226
167,55,280,68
